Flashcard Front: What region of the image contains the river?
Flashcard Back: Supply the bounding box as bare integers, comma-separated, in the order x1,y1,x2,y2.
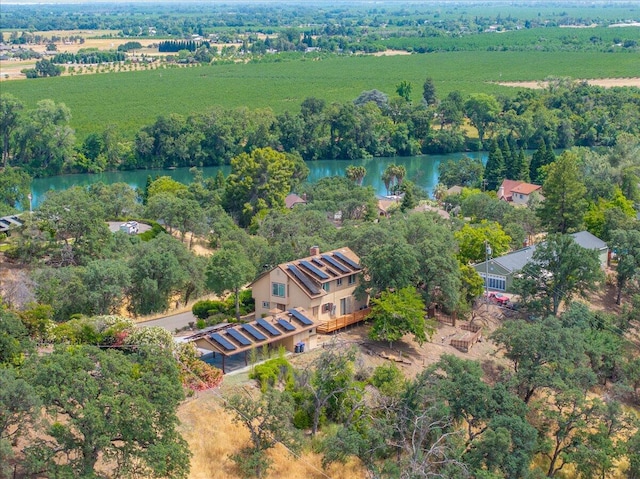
29,152,487,208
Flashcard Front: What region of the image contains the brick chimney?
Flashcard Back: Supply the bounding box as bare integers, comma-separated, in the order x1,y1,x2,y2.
310,245,320,256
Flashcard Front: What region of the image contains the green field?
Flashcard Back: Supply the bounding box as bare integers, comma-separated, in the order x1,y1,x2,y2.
3,50,639,139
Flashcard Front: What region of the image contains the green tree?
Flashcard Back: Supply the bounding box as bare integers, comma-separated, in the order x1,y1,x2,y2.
484,139,506,191
537,151,587,234
0,94,23,167
610,229,640,305
491,316,595,404
464,93,501,146
422,77,437,106
584,187,636,241
438,156,484,188
368,287,432,348
401,213,461,310
35,186,111,265
0,166,30,214
529,140,555,184
14,99,75,176
514,234,603,316
226,389,300,479
396,80,412,102
295,347,361,436
429,355,537,478
454,221,511,264
205,245,256,320
146,175,189,199
345,165,366,185
0,308,33,366
224,147,301,228
360,242,419,297
87,182,141,219
0,368,40,478
25,345,190,478
127,234,195,315
82,259,132,315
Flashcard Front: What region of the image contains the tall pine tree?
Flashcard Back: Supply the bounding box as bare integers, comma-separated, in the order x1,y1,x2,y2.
529,140,555,184
485,139,505,191
537,151,587,234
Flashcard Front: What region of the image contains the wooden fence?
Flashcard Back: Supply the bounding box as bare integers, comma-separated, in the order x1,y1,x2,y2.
449,323,482,352
317,308,370,334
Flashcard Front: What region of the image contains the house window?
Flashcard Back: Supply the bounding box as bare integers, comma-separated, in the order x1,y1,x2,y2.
322,282,330,292
336,278,343,286
479,273,506,292
348,274,356,285
262,301,270,309
272,282,285,297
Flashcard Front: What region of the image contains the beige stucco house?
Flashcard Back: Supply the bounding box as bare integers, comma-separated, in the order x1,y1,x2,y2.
498,179,543,205
251,246,369,332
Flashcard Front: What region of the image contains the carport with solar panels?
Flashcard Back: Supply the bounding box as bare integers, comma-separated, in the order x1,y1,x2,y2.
185,308,317,373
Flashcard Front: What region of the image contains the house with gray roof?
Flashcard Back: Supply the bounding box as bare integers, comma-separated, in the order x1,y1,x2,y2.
472,231,608,293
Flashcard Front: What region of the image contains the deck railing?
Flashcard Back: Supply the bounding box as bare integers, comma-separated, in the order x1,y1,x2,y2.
317,308,371,334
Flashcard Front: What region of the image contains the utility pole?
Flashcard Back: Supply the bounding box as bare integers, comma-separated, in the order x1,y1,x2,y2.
485,239,492,311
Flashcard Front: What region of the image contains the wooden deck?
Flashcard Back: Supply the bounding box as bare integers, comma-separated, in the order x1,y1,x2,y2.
316,308,371,334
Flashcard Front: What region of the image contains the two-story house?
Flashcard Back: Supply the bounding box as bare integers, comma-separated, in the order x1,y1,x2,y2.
498,179,543,206
251,246,369,332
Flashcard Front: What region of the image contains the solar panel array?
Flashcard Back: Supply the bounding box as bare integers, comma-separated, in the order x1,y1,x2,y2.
242,324,267,341
277,319,296,332
289,309,314,326
257,318,282,336
299,260,330,279
321,254,349,273
210,333,237,351
287,264,321,295
333,251,361,270
227,329,252,346
312,258,326,268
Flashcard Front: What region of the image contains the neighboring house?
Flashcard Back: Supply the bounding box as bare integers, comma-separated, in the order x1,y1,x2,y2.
251,246,369,332
185,307,318,372
498,179,542,205
472,231,608,292
446,185,464,196
285,193,307,209
377,197,398,218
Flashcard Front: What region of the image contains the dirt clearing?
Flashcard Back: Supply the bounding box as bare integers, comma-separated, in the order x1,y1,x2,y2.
498,78,640,89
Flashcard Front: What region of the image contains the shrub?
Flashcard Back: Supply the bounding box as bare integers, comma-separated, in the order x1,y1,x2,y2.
249,356,293,392
192,299,227,320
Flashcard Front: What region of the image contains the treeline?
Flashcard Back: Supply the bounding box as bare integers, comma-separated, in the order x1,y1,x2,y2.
51,50,126,64
158,40,210,52
2,79,640,177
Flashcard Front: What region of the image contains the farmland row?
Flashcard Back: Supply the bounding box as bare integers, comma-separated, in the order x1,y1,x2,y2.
3,50,640,139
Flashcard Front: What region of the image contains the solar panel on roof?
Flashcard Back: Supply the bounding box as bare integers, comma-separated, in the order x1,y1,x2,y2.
321,254,349,273
288,309,314,326
333,251,361,270
299,260,330,279
256,318,282,336
277,319,296,332
210,333,237,351
242,324,267,341
226,329,252,346
312,258,325,268
287,264,321,295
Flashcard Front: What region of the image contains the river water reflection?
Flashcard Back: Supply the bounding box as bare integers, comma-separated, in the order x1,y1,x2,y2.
30,152,487,208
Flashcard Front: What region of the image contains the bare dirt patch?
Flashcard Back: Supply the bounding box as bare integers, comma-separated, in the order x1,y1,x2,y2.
371,49,412,56
498,78,640,89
